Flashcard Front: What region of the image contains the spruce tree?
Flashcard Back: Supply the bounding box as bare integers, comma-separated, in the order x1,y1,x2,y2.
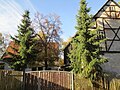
68,0,107,80
9,11,36,71
9,10,37,89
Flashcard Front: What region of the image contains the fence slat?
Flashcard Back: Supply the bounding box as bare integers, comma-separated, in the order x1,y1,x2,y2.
0,70,23,90
25,71,72,90
1,70,120,90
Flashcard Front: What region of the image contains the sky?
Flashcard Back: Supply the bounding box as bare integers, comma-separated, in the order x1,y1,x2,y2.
0,0,119,41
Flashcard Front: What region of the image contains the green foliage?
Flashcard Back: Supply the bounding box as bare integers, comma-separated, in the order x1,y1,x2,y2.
0,33,3,44
0,33,6,58
118,1,120,5
68,0,107,80
34,42,58,67
9,11,37,71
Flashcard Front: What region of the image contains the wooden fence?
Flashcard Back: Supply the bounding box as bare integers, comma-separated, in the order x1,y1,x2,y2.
0,70,120,90
0,70,23,90
25,71,73,90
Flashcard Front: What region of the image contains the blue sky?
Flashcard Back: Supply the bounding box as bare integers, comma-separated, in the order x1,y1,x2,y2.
0,0,119,41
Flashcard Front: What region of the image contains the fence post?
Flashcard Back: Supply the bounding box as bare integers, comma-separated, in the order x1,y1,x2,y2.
71,72,74,90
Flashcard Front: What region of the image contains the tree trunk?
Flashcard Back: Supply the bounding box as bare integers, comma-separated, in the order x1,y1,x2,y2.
45,45,48,70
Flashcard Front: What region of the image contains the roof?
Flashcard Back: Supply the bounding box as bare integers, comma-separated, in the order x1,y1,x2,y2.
2,41,19,59
48,42,59,49
2,41,59,59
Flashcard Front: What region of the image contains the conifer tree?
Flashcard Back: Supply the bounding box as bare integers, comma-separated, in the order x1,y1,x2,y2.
9,11,36,71
8,10,37,89
68,0,107,80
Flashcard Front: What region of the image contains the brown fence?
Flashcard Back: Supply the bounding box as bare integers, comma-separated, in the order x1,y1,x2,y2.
0,70,120,90
25,71,73,90
0,70,23,90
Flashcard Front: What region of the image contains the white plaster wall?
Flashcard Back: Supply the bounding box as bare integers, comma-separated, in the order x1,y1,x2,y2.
102,53,120,74
94,0,120,75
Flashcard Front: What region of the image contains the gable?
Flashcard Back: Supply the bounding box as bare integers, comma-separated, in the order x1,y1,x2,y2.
93,0,120,52
94,0,120,19
2,41,19,59
64,0,120,56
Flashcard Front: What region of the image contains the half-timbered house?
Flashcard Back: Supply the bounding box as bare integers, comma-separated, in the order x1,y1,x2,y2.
64,0,120,73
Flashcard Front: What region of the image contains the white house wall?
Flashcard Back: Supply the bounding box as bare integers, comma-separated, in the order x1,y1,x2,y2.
95,0,120,74
102,53,120,74
104,19,120,28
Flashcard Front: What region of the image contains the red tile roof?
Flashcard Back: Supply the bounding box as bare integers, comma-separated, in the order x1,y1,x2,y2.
2,41,19,59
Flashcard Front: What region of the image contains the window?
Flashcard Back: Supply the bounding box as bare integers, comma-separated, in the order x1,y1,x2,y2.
111,12,116,18
109,6,115,11
98,31,104,40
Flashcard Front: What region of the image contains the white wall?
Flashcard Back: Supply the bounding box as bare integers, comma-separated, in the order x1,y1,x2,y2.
101,53,120,74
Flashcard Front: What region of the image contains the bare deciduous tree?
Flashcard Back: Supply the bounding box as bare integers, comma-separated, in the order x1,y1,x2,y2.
33,13,62,69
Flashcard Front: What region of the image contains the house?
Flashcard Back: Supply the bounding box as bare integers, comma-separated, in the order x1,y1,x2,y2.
64,0,120,73
0,41,19,70
30,41,60,70
2,41,19,60
1,41,60,71
0,61,11,70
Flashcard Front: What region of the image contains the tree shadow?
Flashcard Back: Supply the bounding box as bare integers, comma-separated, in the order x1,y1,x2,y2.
0,70,23,90
25,73,71,90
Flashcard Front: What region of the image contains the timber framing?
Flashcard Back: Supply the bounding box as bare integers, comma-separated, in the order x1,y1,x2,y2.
93,0,120,19
64,0,120,65
94,0,120,53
